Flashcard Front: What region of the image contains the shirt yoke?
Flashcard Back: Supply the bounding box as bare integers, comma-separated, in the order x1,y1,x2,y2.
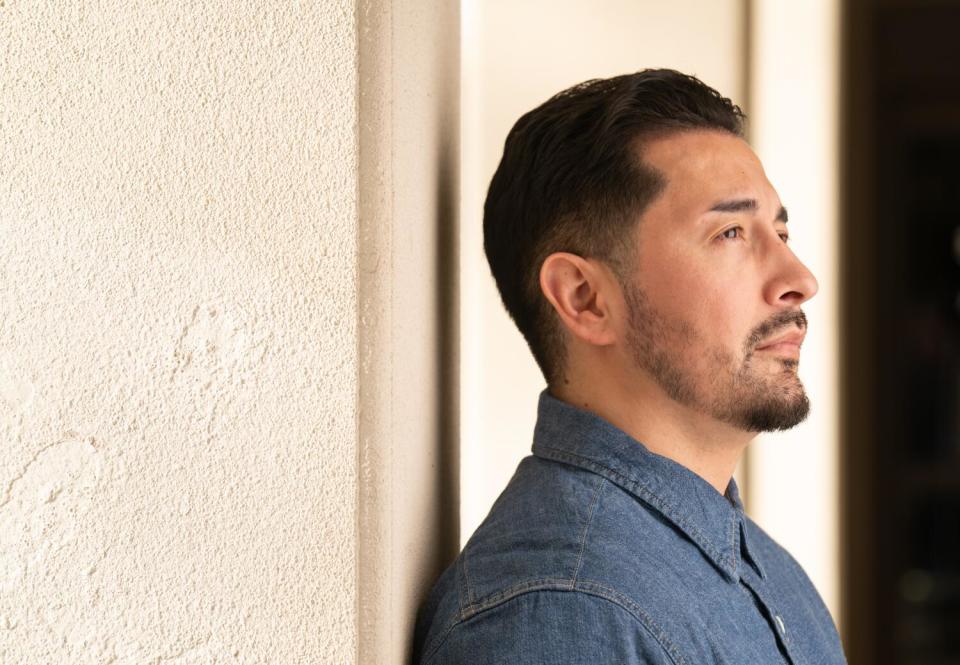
416,457,693,664
420,586,683,665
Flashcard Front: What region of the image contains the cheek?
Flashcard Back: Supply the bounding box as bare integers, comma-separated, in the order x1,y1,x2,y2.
645,255,747,347
642,248,703,311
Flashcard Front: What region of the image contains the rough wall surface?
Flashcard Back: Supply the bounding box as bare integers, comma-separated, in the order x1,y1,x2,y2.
1,2,358,662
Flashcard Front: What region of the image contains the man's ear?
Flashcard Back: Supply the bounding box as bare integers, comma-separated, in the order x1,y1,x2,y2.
539,252,617,347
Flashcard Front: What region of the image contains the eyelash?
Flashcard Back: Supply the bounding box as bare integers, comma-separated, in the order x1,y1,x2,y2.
717,226,790,244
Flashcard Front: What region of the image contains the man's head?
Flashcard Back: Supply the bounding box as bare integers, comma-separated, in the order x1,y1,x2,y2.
483,70,818,433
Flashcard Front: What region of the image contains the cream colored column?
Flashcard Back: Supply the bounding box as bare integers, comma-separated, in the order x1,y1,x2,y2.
0,2,458,664
358,2,460,665
746,0,842,633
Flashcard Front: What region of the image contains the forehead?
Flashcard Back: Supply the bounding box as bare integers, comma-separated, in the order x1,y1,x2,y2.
637,129,779,219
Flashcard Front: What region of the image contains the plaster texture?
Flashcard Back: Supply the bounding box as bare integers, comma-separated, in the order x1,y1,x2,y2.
2,1,359,662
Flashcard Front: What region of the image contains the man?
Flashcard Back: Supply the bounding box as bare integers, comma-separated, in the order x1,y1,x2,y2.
413,70,847,664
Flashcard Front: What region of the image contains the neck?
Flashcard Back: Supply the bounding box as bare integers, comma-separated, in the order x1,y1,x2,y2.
550,368,753,495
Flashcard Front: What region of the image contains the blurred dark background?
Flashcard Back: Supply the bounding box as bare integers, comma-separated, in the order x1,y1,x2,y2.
842,0,960,663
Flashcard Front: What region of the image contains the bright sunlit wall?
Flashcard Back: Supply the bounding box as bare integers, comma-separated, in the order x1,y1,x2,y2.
460,0,841,629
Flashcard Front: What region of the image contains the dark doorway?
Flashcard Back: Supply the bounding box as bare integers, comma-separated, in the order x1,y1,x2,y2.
842,1,960,663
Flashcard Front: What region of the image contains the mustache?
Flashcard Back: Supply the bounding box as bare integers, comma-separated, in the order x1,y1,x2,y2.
746,310,807,351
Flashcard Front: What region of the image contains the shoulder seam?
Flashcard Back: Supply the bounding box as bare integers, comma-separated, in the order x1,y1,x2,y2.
421,582,687,665
573,476,607,584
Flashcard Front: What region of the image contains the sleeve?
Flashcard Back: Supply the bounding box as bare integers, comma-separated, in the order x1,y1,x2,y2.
421,589,678,665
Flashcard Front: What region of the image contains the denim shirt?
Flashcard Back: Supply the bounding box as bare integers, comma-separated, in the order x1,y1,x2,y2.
413,389,847,664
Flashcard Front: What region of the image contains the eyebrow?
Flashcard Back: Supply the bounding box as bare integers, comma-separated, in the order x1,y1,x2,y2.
707,198,788,223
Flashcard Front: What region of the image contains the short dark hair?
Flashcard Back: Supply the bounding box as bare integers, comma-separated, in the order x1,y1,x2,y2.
482,69,746,388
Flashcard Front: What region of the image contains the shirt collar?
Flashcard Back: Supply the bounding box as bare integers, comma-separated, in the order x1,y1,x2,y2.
531,388,765,583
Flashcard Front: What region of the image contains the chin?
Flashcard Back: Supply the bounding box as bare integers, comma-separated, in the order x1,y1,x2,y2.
737,393,811,432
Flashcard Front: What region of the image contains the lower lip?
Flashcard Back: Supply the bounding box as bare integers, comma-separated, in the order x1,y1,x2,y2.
756,342,800,357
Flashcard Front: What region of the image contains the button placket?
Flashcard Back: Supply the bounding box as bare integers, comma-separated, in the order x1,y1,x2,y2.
739,568,796,664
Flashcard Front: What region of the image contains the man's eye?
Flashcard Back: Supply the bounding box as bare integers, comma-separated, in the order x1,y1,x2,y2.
717,227,790,244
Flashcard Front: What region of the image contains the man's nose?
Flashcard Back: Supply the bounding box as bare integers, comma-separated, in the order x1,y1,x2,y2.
763,246,819,307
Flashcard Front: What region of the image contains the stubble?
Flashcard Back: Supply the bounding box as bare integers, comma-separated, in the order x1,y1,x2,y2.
622,282,810,432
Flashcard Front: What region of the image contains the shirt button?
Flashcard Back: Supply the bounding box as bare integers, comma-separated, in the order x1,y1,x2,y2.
774,614,786,634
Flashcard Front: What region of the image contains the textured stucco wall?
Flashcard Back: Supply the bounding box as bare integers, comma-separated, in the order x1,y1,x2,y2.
1,2,359,662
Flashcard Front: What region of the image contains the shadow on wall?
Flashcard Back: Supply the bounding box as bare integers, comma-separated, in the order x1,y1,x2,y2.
432,127,462,571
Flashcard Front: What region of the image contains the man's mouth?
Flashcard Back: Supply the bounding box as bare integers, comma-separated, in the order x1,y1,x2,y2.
755,329,806,354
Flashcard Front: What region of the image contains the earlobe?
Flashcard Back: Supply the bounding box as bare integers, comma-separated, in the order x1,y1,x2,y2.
540,253,617,347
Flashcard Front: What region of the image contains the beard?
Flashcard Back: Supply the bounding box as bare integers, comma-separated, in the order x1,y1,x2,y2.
622,282,810,432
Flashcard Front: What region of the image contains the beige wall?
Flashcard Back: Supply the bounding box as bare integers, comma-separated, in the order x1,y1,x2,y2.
1,2,458,663
358,1,460,664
